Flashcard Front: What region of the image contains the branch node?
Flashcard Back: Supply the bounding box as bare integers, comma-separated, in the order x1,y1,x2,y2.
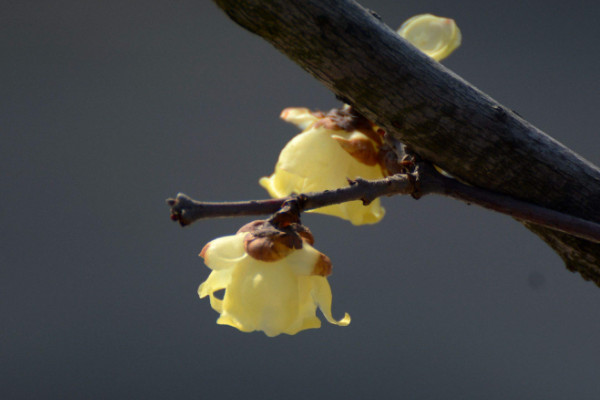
408,172,422,200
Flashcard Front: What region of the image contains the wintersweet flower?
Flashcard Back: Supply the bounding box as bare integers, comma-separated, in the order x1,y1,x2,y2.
397,14,462,61
260,107,387,225
259,15,461,225
198,220,350,337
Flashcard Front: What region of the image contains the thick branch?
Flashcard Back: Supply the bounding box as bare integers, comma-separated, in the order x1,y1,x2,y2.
212,0,600,284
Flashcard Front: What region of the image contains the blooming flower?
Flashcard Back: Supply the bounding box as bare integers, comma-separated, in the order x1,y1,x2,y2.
198,220,350,336
259,15,461,225
397,14,462,61
260,107,387,225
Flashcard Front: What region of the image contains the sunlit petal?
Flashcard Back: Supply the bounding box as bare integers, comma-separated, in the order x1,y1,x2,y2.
260,108,386,225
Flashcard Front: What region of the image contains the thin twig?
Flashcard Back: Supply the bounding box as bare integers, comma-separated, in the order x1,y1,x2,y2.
167,174,415,225
167,166,600,243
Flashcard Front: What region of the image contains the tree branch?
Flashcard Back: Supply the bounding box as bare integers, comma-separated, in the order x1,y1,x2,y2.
211,0,600,284
168,165,600,244
168,173,414,224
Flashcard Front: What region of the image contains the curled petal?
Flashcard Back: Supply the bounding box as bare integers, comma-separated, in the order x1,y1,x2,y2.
198,269,232,313
311,276,351,327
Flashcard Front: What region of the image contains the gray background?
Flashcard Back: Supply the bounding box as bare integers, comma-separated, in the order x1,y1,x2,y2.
3,0,600,399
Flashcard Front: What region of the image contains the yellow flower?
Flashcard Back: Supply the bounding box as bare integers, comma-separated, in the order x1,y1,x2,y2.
397,14,462,61
260,107,386,225
198,222,350,337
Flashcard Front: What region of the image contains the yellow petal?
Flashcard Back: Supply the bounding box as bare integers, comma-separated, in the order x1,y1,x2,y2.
259,126,385,225
276,127,354,181
397,14,462,61
282,275,323,334
199,232,350,336
198,269,233,314
219,259,300,337
311,276,351,326
280,107,319,130
279,241,321,276
201,233,247,271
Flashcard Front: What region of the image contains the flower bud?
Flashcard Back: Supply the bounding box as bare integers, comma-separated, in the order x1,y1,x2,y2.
397,14,462,61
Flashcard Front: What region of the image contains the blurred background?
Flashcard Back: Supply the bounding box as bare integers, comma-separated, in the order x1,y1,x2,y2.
2,0,600,398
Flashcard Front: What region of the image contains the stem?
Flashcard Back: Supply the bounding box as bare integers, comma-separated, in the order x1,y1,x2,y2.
167,166,600,244
167,174,414,224
423,172,600,244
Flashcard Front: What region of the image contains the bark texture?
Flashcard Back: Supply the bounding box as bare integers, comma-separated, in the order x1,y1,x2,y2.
213,0,600,284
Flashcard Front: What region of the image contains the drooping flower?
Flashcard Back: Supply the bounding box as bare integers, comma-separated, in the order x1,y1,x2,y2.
198,219,350,337
397,14,462,61
260,107,387,225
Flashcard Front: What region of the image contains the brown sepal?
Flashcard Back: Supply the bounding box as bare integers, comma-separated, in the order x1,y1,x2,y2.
333,136,379,166
237,220,267,234
295,224,314,245
237,215,315,262
270,204,301,228
312,253,333,277
244,230,301,262
313,106,384,145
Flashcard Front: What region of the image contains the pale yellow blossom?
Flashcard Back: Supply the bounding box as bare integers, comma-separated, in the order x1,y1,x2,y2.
259,15,461,224
260,107,386,225
397,14,462,61
198,230,350,337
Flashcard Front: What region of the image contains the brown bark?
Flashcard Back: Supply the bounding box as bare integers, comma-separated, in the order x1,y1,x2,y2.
213,0,600,284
